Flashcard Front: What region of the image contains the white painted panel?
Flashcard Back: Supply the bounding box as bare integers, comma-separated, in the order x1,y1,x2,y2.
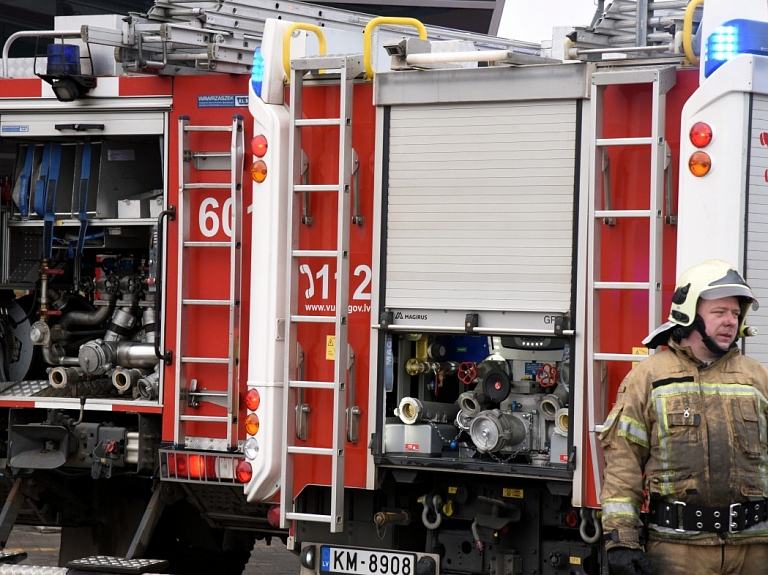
746,94,768,364
385,99,577,313
0,111,165,137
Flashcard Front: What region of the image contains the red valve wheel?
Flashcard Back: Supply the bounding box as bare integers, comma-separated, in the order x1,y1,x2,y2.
458,362,477,385
536,364,557,388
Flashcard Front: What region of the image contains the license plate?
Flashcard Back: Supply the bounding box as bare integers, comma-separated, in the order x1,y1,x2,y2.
320,546,416,575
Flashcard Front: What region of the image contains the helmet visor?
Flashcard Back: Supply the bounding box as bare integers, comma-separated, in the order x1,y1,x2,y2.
700,285,759,310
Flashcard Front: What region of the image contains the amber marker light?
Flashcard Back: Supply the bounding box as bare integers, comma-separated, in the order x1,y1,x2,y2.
246,388,261,411
690,122,713,148
689,151,712,177
245,413,260,435
251,134,268,158
251,161,267,183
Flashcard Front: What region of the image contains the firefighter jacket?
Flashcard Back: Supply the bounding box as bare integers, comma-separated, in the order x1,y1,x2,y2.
599,340,768,549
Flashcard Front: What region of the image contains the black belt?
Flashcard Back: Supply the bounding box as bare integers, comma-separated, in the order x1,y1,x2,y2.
649,499,768,533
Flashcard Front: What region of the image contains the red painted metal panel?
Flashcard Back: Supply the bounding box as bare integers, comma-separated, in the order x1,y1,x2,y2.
582,68,699,508
290,82,376,492
119,76,173,96
162,75,254,444
0,78,42,98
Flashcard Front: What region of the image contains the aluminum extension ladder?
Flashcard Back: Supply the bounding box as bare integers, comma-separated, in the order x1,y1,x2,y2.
76,0,534,77
280,54,363,533
174,115,244,450
569,0,695,60
585,65,677,494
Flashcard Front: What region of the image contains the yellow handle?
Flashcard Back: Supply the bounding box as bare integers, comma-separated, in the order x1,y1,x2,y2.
683,0,704,66
283,23,327,81
363,17,427,80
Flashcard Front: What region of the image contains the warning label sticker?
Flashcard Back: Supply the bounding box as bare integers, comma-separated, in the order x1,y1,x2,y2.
197,95,249,108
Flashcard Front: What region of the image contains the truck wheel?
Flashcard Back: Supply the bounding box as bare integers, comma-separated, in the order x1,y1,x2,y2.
57,490,147,566
144,499,254,575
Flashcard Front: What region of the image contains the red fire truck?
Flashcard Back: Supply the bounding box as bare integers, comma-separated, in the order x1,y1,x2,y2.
1,0,767,574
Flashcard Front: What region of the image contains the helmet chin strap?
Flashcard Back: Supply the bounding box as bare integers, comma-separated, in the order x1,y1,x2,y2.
693,314,732,357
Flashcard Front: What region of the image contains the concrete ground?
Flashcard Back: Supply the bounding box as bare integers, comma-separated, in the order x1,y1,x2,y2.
4,526,301,574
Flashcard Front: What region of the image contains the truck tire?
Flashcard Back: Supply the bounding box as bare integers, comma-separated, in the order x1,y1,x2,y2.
144,499,255,575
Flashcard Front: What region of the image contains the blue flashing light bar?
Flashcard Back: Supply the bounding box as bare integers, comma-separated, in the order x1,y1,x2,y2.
705,19,768,78
251,47,265,98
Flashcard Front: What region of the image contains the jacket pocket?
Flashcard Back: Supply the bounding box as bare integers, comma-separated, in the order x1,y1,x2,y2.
731,396,762,458
666,409,700,444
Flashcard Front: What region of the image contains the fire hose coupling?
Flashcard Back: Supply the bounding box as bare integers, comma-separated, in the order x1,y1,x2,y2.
79,340,159,376
539,383,569,421
48,366,85,388
112,367,149,395
395,397,459,425
137,367,160,400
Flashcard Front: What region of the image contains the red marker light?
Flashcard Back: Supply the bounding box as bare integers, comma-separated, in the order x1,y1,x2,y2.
267,505,281,527
236,460,252,483
251,135,268,158
246,388,261,411
690,122,713,148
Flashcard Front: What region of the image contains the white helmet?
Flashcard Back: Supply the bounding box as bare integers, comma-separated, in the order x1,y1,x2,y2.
644,260,758,349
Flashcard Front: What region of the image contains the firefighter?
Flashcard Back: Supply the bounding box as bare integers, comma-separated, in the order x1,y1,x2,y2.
599,259,768,575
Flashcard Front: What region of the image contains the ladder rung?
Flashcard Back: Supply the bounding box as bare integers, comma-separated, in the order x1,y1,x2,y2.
194,151,231,158
289,380,336,390
183,241,231,248
182,299,232,306
287,446,334,456
594,281,650,290
180,415,229,422
284,512,333,524
293,249,339,258
293,184,340,193
189,390,228,397
594,353,647,362
592,66,675,86
596,137,653,146
181,357,230,364
290,315,337,324
292,55,357,71
295,118,343,127
595,209,652,218
184,182,232,189
185,125,234,132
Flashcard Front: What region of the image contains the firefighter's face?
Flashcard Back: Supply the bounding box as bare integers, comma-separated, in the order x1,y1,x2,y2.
695,296,740,356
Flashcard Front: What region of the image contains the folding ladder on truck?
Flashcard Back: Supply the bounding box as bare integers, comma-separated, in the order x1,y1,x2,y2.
280,53,364,533
174,115,245,450
582,65,677,497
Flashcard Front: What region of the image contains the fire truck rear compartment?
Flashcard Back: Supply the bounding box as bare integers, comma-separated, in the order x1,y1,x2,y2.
0,132,164,403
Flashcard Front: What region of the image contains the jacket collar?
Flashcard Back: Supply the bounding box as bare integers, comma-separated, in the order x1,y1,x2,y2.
668,339,740,368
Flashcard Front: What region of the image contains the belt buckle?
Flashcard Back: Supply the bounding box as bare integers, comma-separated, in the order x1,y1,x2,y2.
674,500,686,533
729,503,742,533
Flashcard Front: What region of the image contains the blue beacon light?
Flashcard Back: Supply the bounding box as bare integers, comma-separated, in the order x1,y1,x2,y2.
251,47,265,98
705,19,768,78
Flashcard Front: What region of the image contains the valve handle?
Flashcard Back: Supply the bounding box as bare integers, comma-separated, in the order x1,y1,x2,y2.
536,364,557,388
458,361,477,385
